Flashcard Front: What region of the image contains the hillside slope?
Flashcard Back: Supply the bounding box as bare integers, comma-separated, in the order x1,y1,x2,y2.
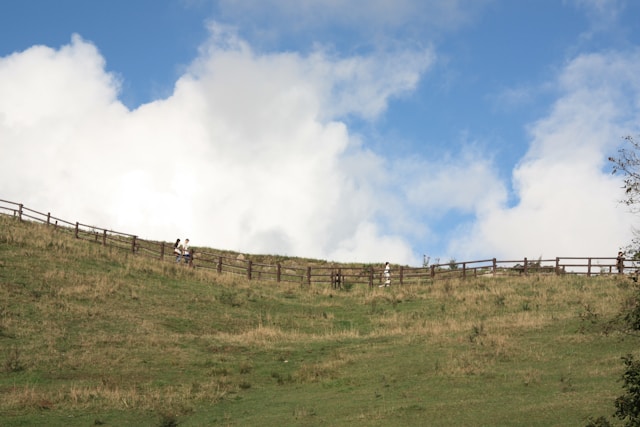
0,215,638,426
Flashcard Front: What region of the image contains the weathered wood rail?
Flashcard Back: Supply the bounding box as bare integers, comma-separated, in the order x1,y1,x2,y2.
0,199,631,287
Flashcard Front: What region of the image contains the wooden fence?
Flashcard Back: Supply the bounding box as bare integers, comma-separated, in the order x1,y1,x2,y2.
0,199,631,288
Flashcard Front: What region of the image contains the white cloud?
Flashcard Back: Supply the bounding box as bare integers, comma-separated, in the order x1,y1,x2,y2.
569,0,629,46
571,0,624,26
194,22,436,121
0,28,434,264
446,49,640,261
4,8,639,270
402,150,507,216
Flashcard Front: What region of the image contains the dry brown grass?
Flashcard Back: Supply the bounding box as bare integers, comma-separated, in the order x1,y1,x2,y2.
2,377,230,414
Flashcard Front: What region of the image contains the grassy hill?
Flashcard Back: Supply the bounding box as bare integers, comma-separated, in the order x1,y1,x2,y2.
0,215,638,426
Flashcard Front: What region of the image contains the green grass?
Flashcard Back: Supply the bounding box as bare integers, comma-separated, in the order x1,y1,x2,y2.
0,215,638,426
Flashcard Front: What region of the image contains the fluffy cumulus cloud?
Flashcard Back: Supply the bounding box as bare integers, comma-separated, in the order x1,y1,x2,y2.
3,7,640,267
0,28,433,264
446,50,640,260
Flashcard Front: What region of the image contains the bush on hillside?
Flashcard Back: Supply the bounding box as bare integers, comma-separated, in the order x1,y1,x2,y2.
586,355,640,427
614,354,640,427
623,297,640,332
588,284,640,427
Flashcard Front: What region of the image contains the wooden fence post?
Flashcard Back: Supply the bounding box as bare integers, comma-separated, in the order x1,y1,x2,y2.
102,230,107,246
399,266,404,286
160,242,165,259
369,268,373,288
462,262,467,279
18,204,23,221
217,256,223,273
523,257,528,274
131,236,137,253
75,222,79,239
587,257,592,277
277,263,281,282
492,258,497,276
307,267,311,286
555,257,560,275
430,265,435,278
46,212,51,226
247,260,253,280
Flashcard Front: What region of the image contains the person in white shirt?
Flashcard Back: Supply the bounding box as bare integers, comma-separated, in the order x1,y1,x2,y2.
380,262,391,287
182,239,191,264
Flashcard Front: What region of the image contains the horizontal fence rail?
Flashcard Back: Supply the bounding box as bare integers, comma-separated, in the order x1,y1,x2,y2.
1,199,635,287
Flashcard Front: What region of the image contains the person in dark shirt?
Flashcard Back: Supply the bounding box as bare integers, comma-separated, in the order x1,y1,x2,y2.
616,251,625,274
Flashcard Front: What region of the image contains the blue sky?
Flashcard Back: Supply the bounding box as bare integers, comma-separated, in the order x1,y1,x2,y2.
1,0,640,266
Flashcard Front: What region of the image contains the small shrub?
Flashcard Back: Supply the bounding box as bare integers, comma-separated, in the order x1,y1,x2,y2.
578,304,601,333
219,290,243,307
271,372,293,385
293,406,316,419
580,304,599,323
239,362,253,374
4,347,24,373
591,354,640,426
623,300,640,331
158,412,178,427
210,366,229,376
469,324,484,343
560,373,575,393
614,354,640,426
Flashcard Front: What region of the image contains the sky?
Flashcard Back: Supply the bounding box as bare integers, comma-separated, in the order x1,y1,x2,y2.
1,0,640,266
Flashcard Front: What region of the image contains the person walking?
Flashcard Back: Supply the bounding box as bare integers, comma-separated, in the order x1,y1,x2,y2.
379,262,391,287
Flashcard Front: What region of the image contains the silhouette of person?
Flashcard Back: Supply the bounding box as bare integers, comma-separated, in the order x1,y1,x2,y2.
616,251,625,274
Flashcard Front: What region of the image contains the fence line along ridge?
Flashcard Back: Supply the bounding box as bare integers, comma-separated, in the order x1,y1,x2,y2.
0,199,627,287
